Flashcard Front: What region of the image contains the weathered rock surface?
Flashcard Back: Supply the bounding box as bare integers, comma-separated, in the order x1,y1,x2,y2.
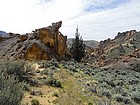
0,21,67,60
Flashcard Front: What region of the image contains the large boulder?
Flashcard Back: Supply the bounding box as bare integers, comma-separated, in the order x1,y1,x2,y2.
36,21,67,57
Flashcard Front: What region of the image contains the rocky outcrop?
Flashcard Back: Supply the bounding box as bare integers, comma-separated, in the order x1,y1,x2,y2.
0,21,67,60
99,38,111,49
86,30,140,67
115,30,137,39
36,21,67,57
17,35,28,43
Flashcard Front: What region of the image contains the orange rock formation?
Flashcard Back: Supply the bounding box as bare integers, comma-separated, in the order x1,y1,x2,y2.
0,21,67,60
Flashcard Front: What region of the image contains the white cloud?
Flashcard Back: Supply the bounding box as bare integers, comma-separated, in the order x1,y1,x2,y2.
0,0,140,41
61,0,140,40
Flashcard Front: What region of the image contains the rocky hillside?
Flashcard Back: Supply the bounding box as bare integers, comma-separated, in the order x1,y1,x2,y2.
0,21,67,60
0,28,140,105
86,30,140,67
1,58,139,105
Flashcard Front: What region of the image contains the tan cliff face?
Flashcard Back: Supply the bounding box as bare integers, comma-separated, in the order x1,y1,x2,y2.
36,21,67,58
24,43,50,60
57,33,67,56
0,21,67,60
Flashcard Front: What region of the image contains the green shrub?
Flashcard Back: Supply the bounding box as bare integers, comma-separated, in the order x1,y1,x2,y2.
0,72,24,105
39,59,58,69
23,83,30,91
39,61,51,68
49,59,59,67
97,100,111,105
92,66,140,104
123,97,132,104
115,80,124,86
129,60,140,72
28,78,38,86
121,91,128,97
0,60,24,76
129,79,139,85
88,102,93,105
132,92,140,104
106,79,116,87
40,69,49,75
115,94,123,102
30,90,42,96
0,60,30,82
113,86,122,94
102,89,112,98
31,99,40,105
44,77,62,88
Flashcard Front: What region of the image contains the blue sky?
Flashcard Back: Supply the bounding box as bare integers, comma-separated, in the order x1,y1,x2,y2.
85,0,130,12
0,0,140,41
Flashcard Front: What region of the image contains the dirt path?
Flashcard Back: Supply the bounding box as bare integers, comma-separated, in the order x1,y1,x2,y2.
22,63,59,105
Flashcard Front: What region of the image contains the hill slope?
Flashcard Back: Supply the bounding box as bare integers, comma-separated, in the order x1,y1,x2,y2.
0,29,140,105
86,30,140,67
21,60,119,105
0,30,7,37
67,38,99,48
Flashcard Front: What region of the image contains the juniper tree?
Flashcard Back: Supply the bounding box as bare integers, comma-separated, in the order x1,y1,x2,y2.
70,26,86,62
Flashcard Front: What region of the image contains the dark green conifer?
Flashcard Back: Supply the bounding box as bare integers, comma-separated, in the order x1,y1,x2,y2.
70,26,86,62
